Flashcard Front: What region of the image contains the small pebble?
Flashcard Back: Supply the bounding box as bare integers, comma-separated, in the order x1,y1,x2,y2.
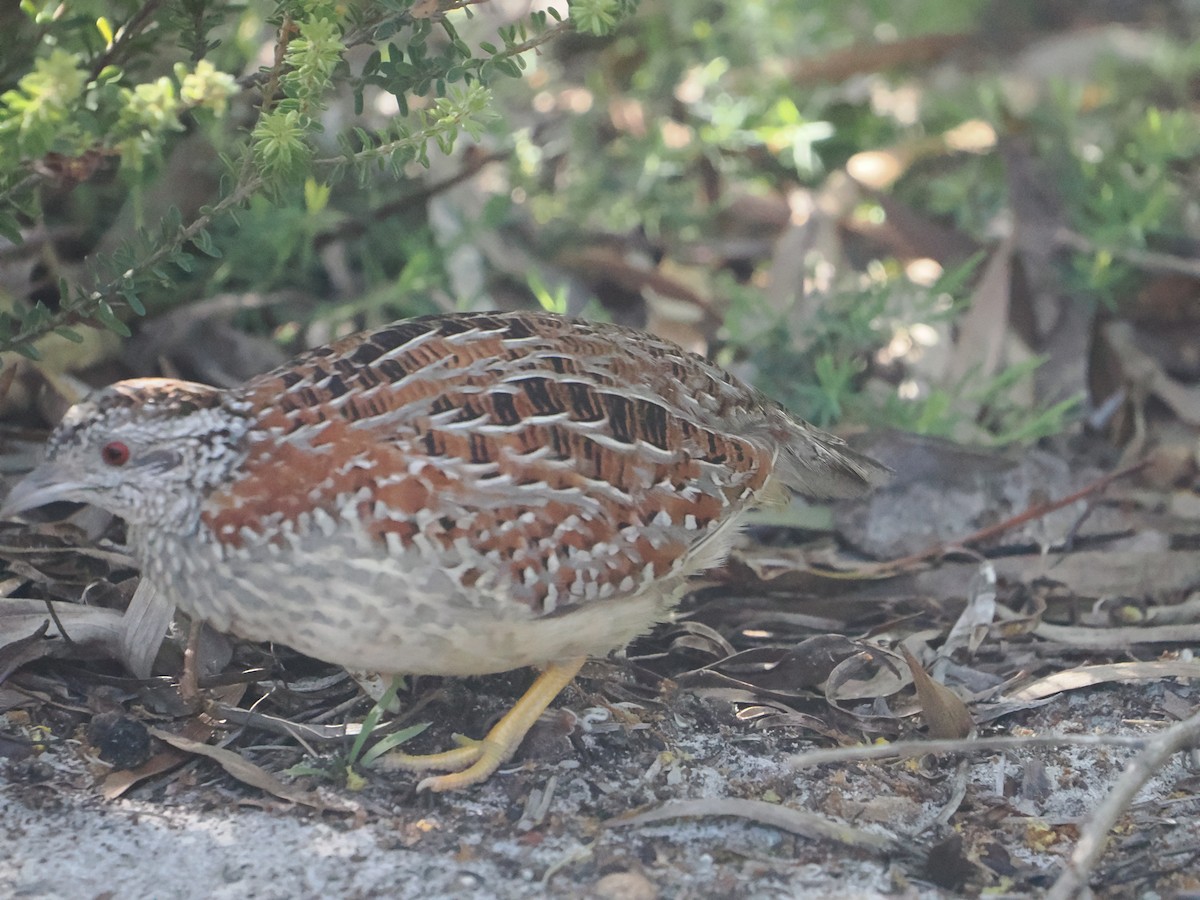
590,870,658,900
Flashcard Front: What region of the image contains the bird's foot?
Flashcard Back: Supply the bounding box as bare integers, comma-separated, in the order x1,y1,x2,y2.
375,656,586,792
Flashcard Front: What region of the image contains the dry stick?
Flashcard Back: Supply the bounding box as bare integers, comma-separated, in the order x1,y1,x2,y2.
179,619,203,710
870,458,1149,574
934,758,971,827
40,599,78,651
790,733,1150,769
1045,708,1200,900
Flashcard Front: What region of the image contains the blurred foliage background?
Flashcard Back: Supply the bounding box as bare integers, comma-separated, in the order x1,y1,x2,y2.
3,0,1200,454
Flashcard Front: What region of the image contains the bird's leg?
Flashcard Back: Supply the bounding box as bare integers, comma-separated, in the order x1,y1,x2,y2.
380,655,586,793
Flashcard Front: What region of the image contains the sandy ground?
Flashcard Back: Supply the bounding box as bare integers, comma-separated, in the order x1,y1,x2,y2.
1,729,903,899
3,681,1198,899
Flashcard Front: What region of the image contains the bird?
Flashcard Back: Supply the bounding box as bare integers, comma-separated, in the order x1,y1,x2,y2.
1,310,889,791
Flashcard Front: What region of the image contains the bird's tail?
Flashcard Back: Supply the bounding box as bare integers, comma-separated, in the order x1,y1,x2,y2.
762,411,892,500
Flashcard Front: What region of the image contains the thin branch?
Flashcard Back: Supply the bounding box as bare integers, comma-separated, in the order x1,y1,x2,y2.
487,18,572,60
791,733,1152,769
312,110,475,168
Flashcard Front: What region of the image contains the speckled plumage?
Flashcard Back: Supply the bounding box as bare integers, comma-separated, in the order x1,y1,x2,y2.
3,311,889,789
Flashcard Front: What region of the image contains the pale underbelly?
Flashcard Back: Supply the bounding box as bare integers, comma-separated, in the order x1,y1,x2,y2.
147,539,682,675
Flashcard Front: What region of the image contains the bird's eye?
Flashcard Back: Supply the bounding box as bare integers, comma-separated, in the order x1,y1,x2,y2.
101,441,131,467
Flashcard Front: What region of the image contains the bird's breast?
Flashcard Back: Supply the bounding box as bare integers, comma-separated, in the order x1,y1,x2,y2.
140,526,684,675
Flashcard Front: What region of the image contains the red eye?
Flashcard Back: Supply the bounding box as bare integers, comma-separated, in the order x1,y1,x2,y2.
101,441,130,467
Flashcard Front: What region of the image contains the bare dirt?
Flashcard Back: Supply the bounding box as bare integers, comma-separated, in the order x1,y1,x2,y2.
3,662,1198,898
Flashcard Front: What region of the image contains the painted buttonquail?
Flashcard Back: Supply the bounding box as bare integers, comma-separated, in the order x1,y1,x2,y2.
2,311,889,791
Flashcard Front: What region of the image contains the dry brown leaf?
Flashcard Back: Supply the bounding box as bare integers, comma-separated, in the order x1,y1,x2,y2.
947,235,1013,383
148,726,360,813
937,563,997,668
0,592,170,679
666,621,737,658
825,645,910,703
1007,660,1200,703
902,646,975,739
210,702,362,743
119,580,173,679
1016,616,1200,650
0,620,52,683
0,598,125,669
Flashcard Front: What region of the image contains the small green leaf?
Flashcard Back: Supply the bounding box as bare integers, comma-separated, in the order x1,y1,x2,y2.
359,723,430,768
191,229,222,258
121,288,146,316
93,302,131,337
346,677,404,767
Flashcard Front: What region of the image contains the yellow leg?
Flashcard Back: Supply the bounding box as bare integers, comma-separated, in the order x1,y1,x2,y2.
380,656,586,793
385,734,485,774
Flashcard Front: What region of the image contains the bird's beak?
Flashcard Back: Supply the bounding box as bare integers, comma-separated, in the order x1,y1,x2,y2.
0,464,89,520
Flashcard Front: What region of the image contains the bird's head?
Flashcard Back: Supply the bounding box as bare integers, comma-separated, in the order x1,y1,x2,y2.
2,378,247,529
